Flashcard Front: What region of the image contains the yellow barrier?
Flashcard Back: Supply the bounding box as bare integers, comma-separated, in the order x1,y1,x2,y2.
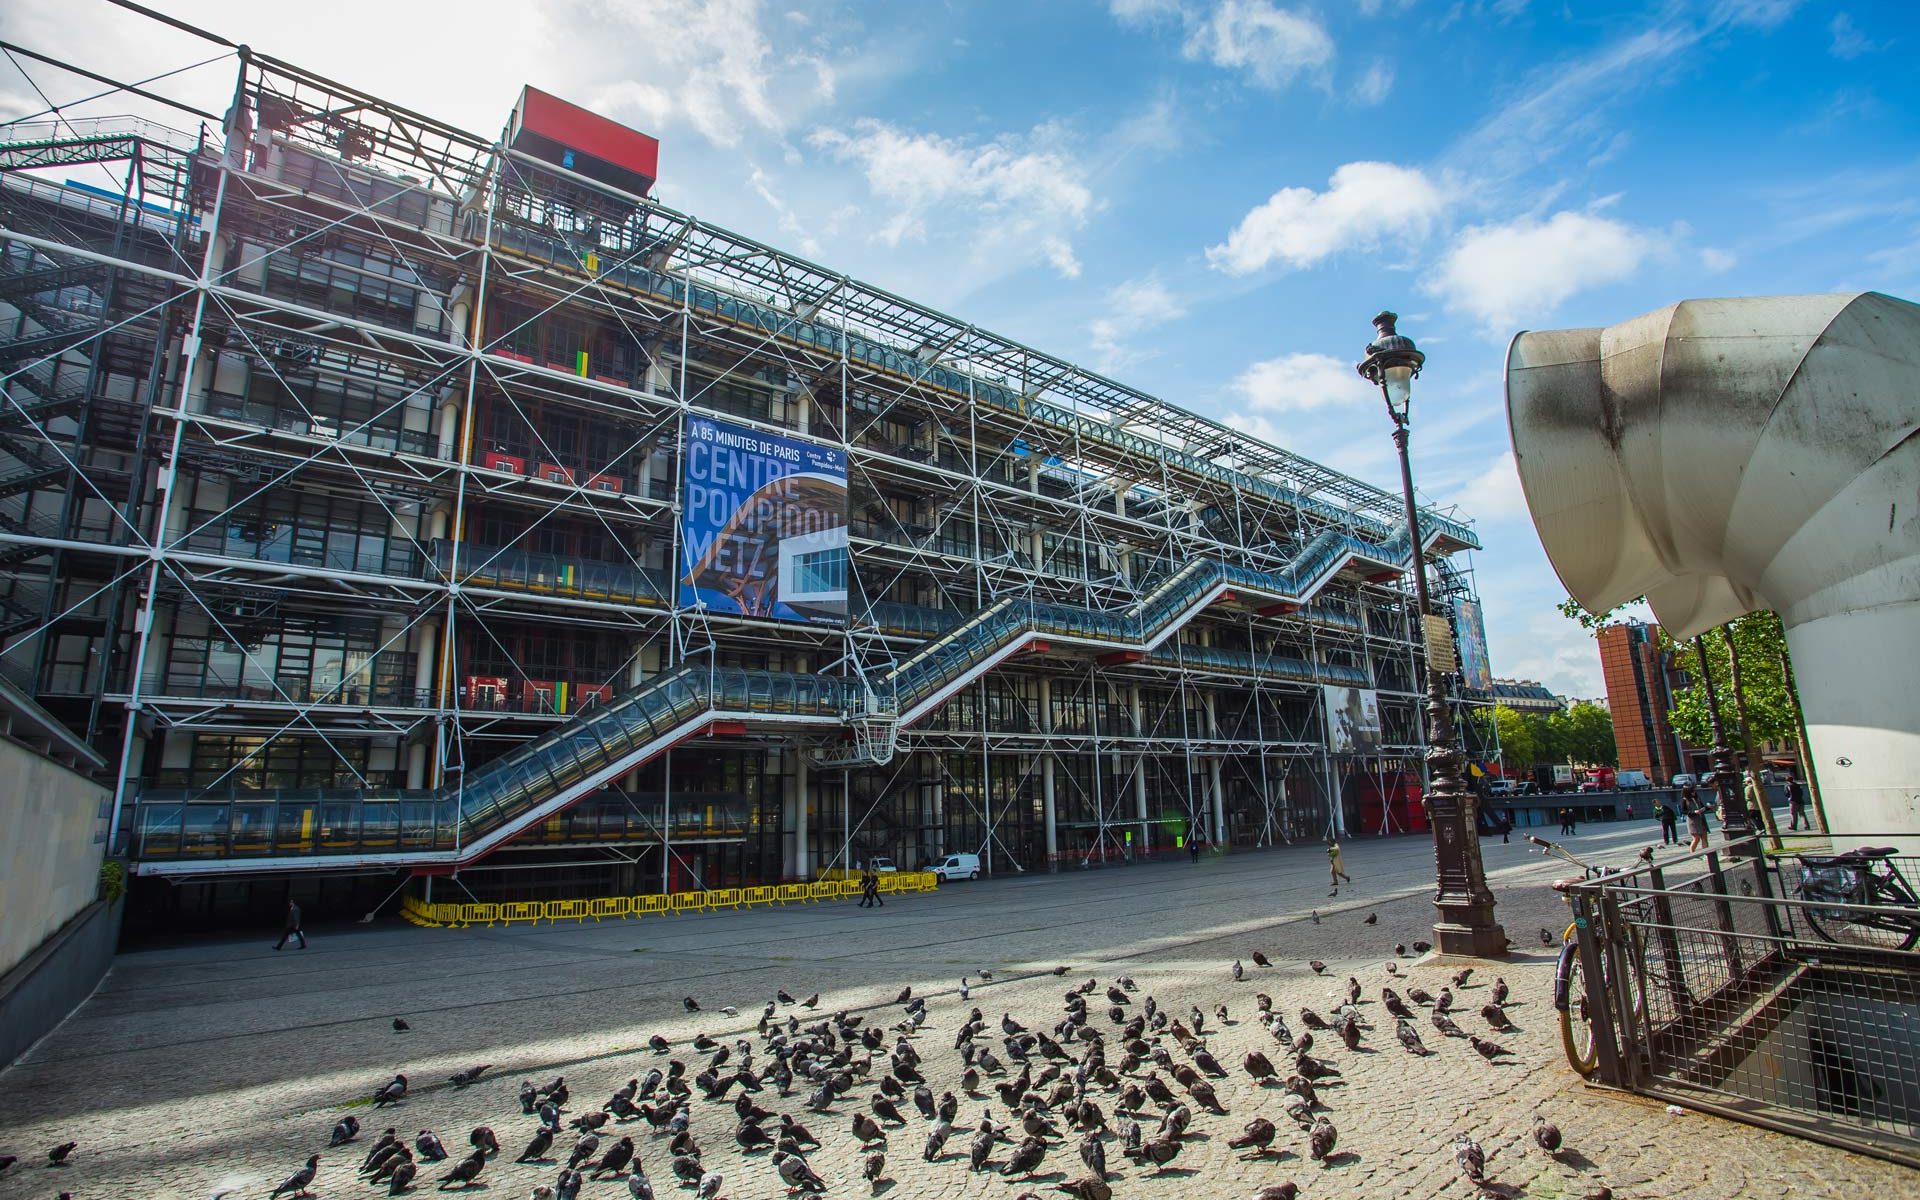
589,897,630,921
406,870,938,930
500,900,543,924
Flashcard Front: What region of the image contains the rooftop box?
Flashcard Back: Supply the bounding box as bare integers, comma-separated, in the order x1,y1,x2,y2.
508,86,658,198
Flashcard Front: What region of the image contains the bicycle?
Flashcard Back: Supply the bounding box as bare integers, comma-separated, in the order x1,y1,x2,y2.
1530,835,1649,1079
1792,845,1920,951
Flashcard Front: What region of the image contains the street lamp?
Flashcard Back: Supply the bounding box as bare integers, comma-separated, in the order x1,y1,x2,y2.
1690,634,1755,856
1357,311,1507,958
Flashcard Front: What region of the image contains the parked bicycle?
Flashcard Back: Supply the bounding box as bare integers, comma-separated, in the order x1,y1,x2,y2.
1531,835,1648,1078
1792,845,1920,951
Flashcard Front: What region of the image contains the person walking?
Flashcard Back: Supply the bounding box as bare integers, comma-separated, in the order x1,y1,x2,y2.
1683,786,1711,852
273,899,306,950
1327,839,1352,896
1188,835,1202,865
858,865,883,908
1658,800,1679,846
1785,776,1808,831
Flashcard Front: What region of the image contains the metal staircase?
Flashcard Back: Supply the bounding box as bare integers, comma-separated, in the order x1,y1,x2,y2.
126,522,1442,876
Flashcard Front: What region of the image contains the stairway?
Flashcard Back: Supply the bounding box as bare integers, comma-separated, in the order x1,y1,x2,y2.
127,523,1439,876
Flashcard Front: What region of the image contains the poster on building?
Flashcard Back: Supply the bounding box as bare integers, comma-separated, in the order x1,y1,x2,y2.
678,415,848,624
1453,597,1493,691
1323,685,1382,755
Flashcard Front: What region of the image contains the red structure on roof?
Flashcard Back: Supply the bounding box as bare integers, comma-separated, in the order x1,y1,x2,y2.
508,86,659,197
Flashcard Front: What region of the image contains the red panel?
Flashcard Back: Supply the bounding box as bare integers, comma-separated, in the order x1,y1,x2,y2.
1259,602,1298,616
514,86,659,183
1097,650,1145,666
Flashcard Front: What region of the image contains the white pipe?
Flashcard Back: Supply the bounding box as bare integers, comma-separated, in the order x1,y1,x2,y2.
1506,292,1920,848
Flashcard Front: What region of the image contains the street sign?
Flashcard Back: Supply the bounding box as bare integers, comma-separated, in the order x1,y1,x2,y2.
1424,613,1458,673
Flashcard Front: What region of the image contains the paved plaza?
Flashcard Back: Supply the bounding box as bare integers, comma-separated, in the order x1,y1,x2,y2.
0,820,1906,1198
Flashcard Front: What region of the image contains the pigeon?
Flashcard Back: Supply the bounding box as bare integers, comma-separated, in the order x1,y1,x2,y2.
1252,1186,1299,1200
1412,940,1432,954
1491,977,1510,1006
469,1127,499,1156
568,1134,602,1171
1482,1003,1518,1032
1532,1115,1563,1154
360,1131,400,1173
1471,1036,1512,1061
696,1171,723,1200
1364,913,1377,925
1252,951,1272,967
374,1074,408,1107
415,1131,446,1162
1394,943,1407,957
1232,959,1245,982
1408,986,1434,1006
270,1155,320,1198
557,1169,584,1200
960,977,971,1001
1385,962,1399,976
1432,1010,1467,1038
1539,927,1556,947
515,1128,554,1162
1396,1019,1430,1056
393,1018,410,1032
591,1137,635,1177
1455,1132,1487,1183
896,985,913,1004
1311,910,1321,924
778,1152,827,1193
626,1169,656,1200
386,1160,416,1194
1125,1134,1180,1172
1308,960,1327,975
1052,965,1070,975
649,1035,671,1054
331,1116,361,1146
1058,1177,1113,1200
1002,1136,1047,1177
684,997,701,1012
0,1155,13,1173
802,993,819,1009
864,1151,886,1183
449,1065,489,1088
1434,987,1454,1014
1244,1050,1277,1082
438,1149,485,1187
1309,1118,1338,1164
1228,1117,1278,1155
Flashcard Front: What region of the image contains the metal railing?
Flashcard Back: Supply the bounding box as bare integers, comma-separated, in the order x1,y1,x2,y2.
1567,834,1920,1167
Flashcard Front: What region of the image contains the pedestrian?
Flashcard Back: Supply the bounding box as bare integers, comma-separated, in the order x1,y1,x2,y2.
1500,808,1513,845
868,865,884,908
1658,800,1678,846
1786,776,1808,831
1327,839,1352,896
1556,808,1568,835
1626,802,1634,822
1568,807,1578,835
273,899,306,950
1683,786,1711,852
1189,835,1202,865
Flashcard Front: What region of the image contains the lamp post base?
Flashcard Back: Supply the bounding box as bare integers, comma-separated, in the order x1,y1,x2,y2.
1433,900,1509,959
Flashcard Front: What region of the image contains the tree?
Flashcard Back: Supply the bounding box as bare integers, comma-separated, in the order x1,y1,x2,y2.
1490,704,1537,772
1661,612,1797,748
1556,702,1618,767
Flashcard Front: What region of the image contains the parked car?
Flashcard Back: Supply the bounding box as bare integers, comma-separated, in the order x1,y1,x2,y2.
1577,778,1606,793
1670,773,1699,788
1487,779,1518,798
931,852,982,881
866,856,898,873
1616,770,1651,790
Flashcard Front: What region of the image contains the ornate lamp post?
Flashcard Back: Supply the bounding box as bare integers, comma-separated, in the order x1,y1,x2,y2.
1690,634,1755,855
1357,312,1507,957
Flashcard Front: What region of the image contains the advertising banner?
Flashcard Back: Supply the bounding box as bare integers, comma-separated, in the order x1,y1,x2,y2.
1453,597,1492,691
1323,685,1382,755
678,416,848,624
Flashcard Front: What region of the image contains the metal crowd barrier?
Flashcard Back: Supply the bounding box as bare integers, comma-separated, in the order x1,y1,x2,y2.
399,871,940,928
1567,834,1920,1167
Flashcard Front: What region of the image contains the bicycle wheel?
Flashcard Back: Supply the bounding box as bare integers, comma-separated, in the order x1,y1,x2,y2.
1558,948,1600,1079
1801,899,1920,950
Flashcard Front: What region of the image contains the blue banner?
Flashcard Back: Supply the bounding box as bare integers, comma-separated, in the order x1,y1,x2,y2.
678,416,848,624
1454,597,1492,691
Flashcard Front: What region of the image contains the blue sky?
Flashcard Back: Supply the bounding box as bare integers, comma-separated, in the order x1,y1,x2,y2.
6,0,1917,697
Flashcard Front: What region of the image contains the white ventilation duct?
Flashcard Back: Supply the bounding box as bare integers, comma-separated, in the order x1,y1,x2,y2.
1506,293,1920,846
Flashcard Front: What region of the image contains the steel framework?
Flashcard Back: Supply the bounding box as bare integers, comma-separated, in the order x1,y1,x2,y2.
0,18,1485,901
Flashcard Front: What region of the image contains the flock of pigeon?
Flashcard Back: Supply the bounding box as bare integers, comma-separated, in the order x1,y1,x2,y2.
0,916,1615,1200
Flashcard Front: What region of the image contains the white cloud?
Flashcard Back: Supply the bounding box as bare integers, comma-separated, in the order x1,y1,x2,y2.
1110,0,1184,24
1450,451,1529,523
1352,62,1395,106
1206,161,1448,275
1828,13,1875,59
808,119,1097,279
1088,276,1188,372
1714,0,1801,30
1183,0,1335,89
1229,352,1377,414
1429,210,1659,331
1700,246,1737,273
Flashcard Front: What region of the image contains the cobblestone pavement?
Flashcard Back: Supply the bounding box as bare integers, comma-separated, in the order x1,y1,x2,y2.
0,820,1908,1199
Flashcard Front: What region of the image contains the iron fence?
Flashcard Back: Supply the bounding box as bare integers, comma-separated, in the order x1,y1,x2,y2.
1568,833,1920,1167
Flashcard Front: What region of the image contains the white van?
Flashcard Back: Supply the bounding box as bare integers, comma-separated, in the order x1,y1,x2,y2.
931,852,981,881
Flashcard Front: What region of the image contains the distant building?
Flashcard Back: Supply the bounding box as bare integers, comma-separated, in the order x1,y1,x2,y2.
1597,623,1692,785
1488,678,1562,715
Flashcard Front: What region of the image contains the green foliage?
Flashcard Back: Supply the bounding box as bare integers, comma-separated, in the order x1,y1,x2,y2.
1472,700,1616,771
1662,612,1797,747
1555,595,1640,635
98,859,126,905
